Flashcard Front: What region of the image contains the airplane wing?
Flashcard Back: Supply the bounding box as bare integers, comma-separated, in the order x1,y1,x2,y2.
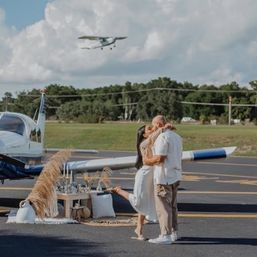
67,146,236,172
78,36,109,40
115,37,127,40
78,36,127,41
80,46,92,49
0,146,236,181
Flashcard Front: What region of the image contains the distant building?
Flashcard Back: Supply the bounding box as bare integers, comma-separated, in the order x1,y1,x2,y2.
181,117,196,123
232,119,241,125
210,119,217,125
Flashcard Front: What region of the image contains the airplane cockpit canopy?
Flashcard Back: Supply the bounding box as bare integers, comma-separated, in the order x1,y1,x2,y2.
0,113,25,135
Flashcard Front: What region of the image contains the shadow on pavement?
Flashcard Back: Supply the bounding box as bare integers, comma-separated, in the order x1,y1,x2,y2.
178,203,257,213
178,237,257,246
112,195,257,213
0,198,21,209
2,197,257,214
0,233,107,257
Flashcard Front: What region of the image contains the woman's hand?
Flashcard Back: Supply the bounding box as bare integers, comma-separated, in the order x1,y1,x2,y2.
164,123,175,130
143,155,166,166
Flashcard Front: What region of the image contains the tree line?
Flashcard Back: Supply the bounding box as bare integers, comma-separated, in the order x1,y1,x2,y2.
1,77,257,124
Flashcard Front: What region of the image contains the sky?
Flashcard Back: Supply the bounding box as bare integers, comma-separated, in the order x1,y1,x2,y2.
0,0,257,97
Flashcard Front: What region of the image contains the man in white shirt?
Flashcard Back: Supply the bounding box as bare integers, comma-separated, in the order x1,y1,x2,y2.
144,115,182,245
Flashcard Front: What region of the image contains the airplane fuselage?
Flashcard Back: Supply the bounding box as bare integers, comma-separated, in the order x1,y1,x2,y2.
100,37,115,46
0,92,45,163
88,37,116,49
0,130,43,160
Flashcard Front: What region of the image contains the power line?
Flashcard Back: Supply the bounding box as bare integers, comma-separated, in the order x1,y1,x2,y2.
181,101,257,107
18,87,257,98
110,102,138,107
47,100,257,109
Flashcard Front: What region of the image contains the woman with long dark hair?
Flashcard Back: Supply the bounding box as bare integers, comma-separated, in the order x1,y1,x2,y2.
113,124,172,240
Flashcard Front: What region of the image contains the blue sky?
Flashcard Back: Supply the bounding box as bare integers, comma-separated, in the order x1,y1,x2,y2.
0,0,52,30
0,0,257,97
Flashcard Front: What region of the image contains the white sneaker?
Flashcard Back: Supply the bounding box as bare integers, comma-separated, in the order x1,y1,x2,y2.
148,235,172,245
170,232,178,242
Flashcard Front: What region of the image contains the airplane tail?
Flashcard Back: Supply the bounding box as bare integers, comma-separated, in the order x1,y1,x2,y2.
36,90,46,144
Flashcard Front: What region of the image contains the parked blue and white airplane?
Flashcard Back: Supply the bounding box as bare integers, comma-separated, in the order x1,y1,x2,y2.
0,90,46,161
0,90,97,163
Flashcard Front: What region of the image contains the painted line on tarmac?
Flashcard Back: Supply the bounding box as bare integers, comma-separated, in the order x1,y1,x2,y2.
179,191,257,195
0,208,10,213
179,213,257,218
184,171,257,180
81,173,257,181
195,161,257,167
0,187,32,191
88,212,257,219
0,208,10,211
1,186,257,196
231,156,257,159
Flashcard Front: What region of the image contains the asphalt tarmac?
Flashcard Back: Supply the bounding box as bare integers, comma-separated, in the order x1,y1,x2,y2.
0,151,257,257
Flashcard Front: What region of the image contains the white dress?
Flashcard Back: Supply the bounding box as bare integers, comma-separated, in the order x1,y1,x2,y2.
128,128,162,221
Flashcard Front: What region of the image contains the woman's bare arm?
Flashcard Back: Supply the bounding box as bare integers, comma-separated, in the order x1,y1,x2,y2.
140,128,163,151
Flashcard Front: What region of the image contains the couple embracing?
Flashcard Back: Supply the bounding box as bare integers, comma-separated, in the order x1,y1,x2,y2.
113,115,183,245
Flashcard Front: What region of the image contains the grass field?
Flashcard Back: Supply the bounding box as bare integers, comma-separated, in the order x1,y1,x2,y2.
45,122,257,156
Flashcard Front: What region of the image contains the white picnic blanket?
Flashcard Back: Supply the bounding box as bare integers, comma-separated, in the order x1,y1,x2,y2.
6,209,78,224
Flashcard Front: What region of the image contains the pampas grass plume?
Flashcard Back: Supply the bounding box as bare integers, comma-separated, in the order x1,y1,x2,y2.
27,150,71,219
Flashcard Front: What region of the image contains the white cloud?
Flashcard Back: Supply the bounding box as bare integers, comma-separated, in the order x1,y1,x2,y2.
1,0,257,97
0,9,14,70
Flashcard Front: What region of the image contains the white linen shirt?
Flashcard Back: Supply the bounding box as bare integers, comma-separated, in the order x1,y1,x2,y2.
152,130,183,185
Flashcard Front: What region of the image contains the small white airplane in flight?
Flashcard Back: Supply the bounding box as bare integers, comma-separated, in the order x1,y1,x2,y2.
78,35,127,50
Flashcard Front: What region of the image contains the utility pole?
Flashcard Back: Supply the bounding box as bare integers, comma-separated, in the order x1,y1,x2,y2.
228,96,232,125
255,94,257,121
5,96,8,111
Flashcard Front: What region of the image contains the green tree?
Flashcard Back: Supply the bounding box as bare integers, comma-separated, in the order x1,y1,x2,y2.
137,90,182,121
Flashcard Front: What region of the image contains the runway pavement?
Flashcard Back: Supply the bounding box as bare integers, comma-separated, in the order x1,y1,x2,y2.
0,151,257,257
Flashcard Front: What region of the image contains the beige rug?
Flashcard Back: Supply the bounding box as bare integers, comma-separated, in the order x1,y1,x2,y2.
81,213,139,227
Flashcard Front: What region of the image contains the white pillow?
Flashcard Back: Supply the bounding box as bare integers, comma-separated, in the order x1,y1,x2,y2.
90,192,116,219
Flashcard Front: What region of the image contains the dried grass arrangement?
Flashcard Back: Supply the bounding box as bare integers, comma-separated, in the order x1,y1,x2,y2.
27,150,71,219
83,167,112,191
99,167,112,189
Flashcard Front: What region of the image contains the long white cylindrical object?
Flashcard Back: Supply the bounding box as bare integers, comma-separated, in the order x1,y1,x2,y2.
66,147,236,172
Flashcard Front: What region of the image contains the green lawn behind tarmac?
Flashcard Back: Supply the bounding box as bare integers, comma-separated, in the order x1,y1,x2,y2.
45,122,257,156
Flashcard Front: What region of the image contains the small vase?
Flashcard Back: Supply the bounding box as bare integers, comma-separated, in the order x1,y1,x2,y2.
96,182,102,192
